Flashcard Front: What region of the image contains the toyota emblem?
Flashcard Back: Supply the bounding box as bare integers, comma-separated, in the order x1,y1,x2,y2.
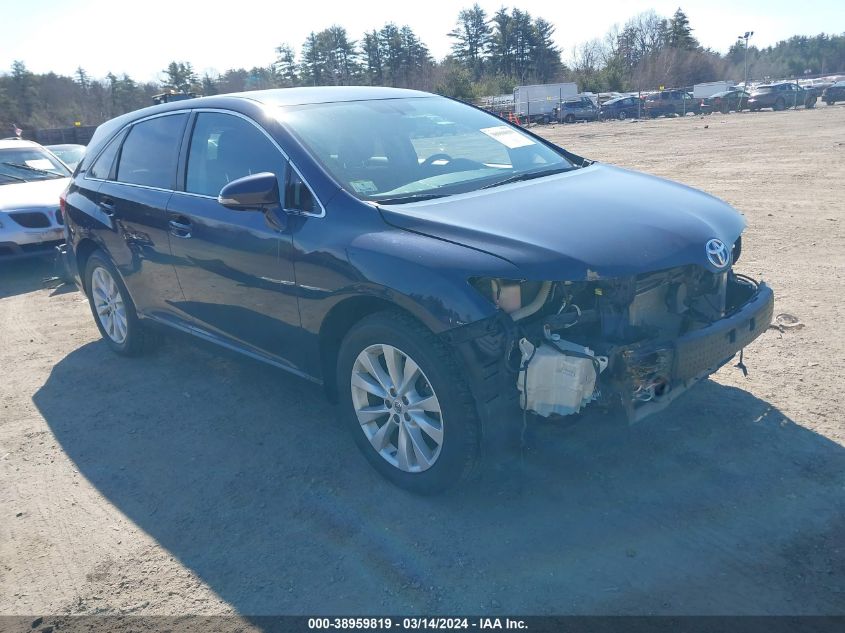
705,238,730,269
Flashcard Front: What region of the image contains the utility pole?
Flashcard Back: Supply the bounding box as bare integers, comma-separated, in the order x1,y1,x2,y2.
739,31,754,89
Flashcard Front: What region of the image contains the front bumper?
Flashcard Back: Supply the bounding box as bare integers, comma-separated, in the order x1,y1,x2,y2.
0,209,65,260
619,281,774,420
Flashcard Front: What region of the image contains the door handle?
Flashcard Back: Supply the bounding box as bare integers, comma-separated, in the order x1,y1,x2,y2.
99,198,115,216
168,217,192,239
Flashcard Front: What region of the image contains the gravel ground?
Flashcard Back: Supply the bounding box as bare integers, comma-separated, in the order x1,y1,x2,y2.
1,105,843,618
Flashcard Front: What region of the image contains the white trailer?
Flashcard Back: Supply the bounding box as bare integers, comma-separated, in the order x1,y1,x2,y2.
693,81,736,99
513,83,578,119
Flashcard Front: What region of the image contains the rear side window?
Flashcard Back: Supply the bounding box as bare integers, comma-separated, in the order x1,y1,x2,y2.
116,114,187,189
89,130,126,180
185,112,285,197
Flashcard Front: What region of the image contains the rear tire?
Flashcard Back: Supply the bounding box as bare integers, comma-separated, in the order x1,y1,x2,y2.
617,110,628,120
337,311,480,494
774,98,786,111
84,250,146,356
564,113,576,124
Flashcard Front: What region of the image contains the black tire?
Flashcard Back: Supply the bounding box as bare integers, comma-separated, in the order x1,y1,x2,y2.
774,98,786,111
826,99,836,105
564,113,576,124
84,250,147,356
337,311,480,494
617,110,628,120
720,103,730,114
805,96,817,109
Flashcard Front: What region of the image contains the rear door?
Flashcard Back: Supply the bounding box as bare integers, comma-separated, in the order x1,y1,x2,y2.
92,112,189,324
165,110,304,369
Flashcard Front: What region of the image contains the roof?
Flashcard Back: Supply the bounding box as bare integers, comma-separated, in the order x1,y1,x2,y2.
224,86,433,106
0,138,42,150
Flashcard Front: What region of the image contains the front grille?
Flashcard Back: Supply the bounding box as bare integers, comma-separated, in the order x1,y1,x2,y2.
10,211,51,228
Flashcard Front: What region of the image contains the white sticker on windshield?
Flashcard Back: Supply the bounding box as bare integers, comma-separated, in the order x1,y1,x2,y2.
479,125,535,149
350,180,378,194
25,159,54,170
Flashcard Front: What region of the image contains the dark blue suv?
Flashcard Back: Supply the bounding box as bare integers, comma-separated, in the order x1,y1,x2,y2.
61,87,773,493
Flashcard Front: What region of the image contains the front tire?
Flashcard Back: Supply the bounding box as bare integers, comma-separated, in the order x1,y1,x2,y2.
337,311,480,494
84,250,146,356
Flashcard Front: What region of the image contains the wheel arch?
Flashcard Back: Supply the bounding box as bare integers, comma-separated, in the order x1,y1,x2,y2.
74,237,102,294
319,295,430,403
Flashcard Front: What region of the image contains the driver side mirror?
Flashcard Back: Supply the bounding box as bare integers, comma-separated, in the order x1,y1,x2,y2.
218,172,280,210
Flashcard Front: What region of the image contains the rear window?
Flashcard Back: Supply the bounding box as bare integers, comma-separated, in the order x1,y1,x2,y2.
116,114,188,190
89,130,126,180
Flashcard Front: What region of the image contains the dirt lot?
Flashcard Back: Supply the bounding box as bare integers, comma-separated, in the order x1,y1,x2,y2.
1,106,844,619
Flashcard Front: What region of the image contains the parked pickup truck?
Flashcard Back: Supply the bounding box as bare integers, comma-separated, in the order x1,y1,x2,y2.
822,81,845,105
643,90,701,117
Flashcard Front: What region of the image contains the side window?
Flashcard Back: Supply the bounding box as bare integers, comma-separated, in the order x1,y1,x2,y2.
186,112,285,197
89,130,126,180
285,167,316,214
116,114,187,189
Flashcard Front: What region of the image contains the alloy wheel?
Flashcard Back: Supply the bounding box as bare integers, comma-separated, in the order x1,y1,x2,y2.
91,266,128,345
350,344,444,473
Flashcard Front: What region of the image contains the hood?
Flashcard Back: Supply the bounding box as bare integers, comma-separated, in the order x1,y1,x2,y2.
377,164,745,280
0,178,69,212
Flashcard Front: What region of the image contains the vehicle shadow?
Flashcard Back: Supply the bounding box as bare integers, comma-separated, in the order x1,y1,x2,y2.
33,338,845,616
0,257,58,299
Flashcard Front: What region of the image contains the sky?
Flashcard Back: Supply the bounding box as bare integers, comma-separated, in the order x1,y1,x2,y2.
2,0,843,82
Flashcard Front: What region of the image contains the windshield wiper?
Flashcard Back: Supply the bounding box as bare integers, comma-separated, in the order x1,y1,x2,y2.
373,193,448,205
480,166,572,190
0,172,27,183
1,162,65,179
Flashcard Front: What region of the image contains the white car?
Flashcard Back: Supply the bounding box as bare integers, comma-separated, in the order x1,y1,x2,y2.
0,138,71,260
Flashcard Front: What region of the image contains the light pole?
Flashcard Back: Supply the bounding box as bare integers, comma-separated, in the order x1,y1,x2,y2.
739,31,754,90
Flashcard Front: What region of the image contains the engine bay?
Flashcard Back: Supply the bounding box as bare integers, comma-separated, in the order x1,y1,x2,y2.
472,261,768,421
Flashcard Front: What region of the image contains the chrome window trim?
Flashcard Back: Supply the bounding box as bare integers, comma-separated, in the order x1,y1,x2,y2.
81,107,326,218
188,108,326,218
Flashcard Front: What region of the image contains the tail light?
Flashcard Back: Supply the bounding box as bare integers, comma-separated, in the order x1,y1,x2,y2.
58,188,67,224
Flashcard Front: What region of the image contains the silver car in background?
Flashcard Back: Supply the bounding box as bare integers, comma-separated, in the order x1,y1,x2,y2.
46,144,86,171
0,139,71,260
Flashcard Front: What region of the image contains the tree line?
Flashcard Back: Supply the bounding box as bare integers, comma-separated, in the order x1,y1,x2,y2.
2,5,845,132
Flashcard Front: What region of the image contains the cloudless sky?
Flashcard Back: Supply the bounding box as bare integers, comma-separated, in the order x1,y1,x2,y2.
2,0,843,81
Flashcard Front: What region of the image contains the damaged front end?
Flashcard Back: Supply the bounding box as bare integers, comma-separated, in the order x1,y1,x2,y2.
464,259,774,424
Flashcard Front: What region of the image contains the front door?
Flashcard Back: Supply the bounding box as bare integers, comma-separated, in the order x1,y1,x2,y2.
166,111,303,370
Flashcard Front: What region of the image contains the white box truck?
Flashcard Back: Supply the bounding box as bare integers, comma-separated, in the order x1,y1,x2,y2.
513,83,578,120
693,81,737,99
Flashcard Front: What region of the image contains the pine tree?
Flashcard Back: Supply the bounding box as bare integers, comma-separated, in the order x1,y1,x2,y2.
448,4,490,79
668,8,698,50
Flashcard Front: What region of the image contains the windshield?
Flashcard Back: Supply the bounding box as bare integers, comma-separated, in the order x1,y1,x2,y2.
48,146,86,169
0,146,71,184
278,96,574,203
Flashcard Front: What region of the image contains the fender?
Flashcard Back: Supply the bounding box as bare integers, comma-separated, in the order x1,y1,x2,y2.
345,226,521,333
